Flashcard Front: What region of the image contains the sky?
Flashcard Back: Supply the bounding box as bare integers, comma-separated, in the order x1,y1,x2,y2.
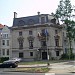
0,0,75,27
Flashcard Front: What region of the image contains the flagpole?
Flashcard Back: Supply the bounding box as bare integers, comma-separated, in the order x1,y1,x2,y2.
45,28,50,66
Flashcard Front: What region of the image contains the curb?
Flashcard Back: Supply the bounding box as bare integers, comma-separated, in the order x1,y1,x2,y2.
18,64,47,68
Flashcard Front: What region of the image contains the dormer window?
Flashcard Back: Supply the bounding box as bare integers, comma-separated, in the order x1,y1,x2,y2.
41,16,46,24
28,19,34,25
18,20,25,26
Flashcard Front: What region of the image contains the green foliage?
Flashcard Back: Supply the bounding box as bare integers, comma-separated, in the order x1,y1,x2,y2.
0,57,9,63
64,19,75,54
64,19,75,38
60,53,69,59
60,53,75,60
56,0,72,20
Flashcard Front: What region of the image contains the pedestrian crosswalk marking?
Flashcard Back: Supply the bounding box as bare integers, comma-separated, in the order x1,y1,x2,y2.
45,73,55,75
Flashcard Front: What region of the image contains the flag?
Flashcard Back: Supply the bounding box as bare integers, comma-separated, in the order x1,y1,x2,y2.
44,29,48,36
38,32,41,37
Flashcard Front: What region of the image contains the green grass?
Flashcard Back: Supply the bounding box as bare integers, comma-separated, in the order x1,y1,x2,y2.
19,60,69,65
8,67,50,73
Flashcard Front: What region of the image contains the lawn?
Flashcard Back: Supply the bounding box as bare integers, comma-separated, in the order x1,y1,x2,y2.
7,67,50,73
19,60,68,65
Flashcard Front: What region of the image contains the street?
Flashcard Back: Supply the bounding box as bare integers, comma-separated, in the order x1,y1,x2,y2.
0,72,74,75
0,61,75,75
0,72,44,75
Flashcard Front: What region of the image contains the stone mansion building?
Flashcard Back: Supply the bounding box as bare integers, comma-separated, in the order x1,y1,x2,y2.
0,12,70,61
11,12,67,61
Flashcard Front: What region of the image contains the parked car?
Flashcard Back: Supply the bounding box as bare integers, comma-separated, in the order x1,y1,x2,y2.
4,57,22,64
0,61,18,68
10,58,22,62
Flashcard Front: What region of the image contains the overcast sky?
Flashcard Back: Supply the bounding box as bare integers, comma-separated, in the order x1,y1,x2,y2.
0,0,75,27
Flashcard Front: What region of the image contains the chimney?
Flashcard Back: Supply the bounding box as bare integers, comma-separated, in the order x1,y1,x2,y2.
14,12,17,18
37,12,40,15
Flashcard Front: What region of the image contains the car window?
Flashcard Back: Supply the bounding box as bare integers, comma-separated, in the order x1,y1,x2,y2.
3,61,12,64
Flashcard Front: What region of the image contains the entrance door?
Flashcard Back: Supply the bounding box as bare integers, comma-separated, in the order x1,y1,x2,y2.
42,52,47,60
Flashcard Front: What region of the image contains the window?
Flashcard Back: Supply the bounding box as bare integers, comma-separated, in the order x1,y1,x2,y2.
2,34,8,38
2,40,5,45
29,40,33,49
18,20,25,26
19,41,23,49
29,30,32,35
7,40,9,46
65,48,67,54
56,51,59,56
41,17,45,24
55,30,58,34
28,19,34,25
30,52,33,56
41,41,46,46
7,49,9,55
19,31,22,36
55,39,59,46
2,49,5,55
7,34,8,38
19,52,23,58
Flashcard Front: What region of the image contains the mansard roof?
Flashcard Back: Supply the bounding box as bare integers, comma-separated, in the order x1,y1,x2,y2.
13,14,58,27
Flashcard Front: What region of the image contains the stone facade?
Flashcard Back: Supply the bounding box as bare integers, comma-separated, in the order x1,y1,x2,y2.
11,13,65,61
0,25,12,58
0,13,75,61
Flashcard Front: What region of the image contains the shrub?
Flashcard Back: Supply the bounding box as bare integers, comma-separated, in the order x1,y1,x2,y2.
60,53,75,60
0,57,9,63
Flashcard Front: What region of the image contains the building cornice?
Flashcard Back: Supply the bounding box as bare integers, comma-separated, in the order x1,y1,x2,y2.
12,23,63,30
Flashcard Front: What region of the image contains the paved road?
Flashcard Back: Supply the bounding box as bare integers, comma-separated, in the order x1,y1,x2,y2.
55,73,75,75
0,72,74,75
0,72,55,75
0,72,44,75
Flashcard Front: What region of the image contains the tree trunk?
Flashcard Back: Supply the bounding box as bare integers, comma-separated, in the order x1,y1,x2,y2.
69,38,72,60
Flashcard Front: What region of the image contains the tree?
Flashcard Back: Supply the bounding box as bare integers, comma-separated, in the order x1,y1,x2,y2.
56,0,72,20
64,20,75,57
55,0,75,59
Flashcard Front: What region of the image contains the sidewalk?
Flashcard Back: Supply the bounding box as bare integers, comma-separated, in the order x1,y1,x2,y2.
48,63,75,74
18,64,47,68
18,61,75,74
